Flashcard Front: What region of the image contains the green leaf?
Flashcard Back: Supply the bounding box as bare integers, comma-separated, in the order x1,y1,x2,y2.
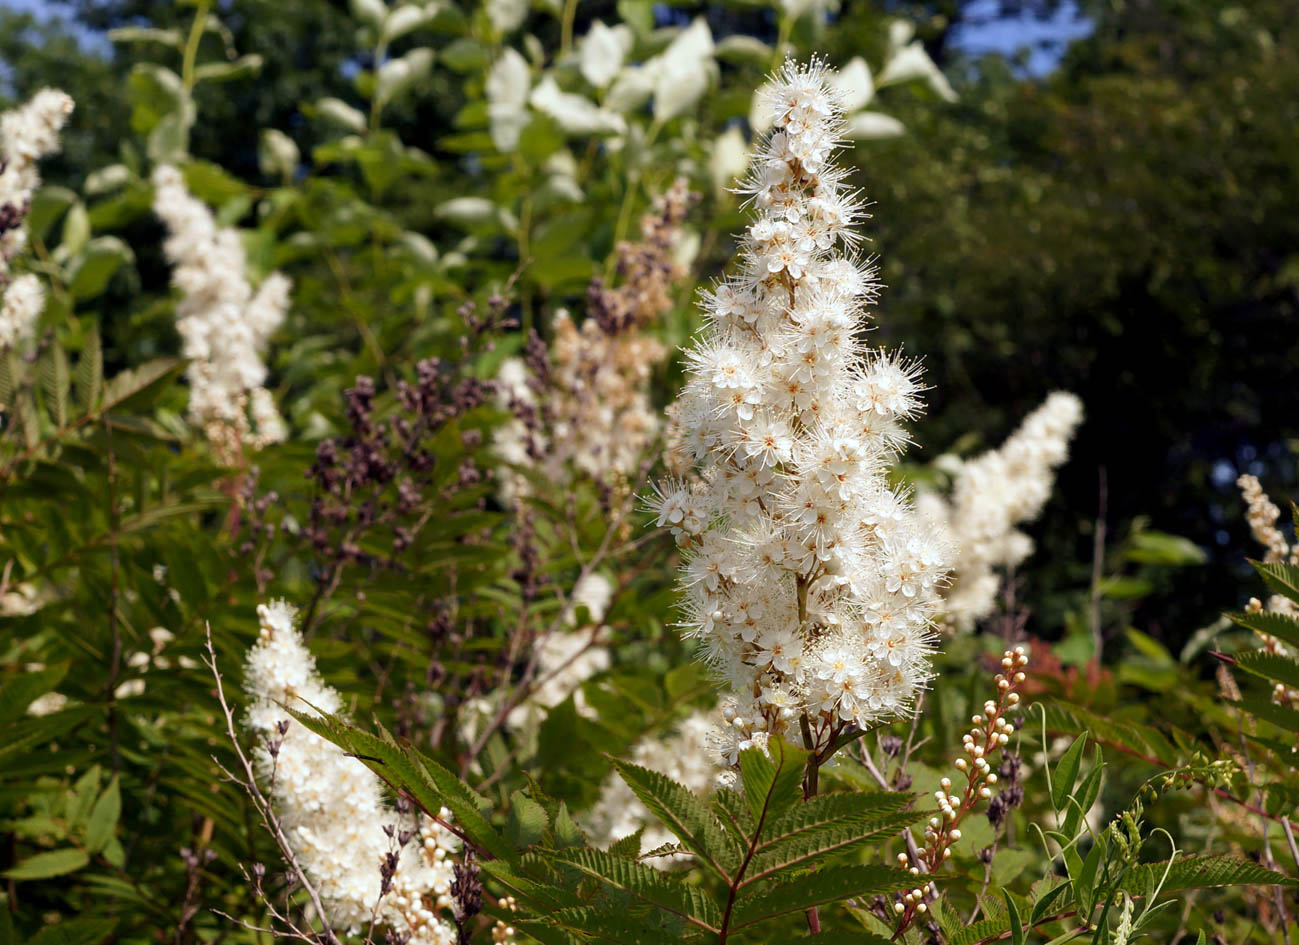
1233,650,1299,690
1075,834,1105,914
85,776,121,853
3,848,90,880
480,859,585,914
1044,702,1181,768
100,358,184,415
731,865,916,929
507,791,549,849
1123,855,1297,899
26,185,77,243
521,911,679,945
1002,889,1025,945
193,54,264,83
24,919,117,945
40,344,70,427
1122,531,1205,566
1252,561,1299,605
0,707,94,762
609,758,741,878
1254,560,1299,605
606,829,644,859
948,920,1013,945
546,849,722,931
746,793,918,883
1030,882,1072,926
1051,733,1088,813
76,327,103,410
1059,758,1103,840
67,237,134,301
553,802,584,849
1232,695,1299,733
1224,609,1299,649
739,736,805,826
286,708,512,860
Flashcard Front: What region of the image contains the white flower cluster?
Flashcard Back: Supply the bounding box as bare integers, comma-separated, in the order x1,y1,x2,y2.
582,711,726,865
917,392,1083,630
649,61,951,766
152,166,291,461
244,601,459,944
0,89,74,350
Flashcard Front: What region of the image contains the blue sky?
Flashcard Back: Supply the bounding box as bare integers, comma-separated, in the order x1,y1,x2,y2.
951,0,1093,74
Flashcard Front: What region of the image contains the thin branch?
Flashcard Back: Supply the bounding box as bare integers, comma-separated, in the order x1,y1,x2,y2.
203,625,340,944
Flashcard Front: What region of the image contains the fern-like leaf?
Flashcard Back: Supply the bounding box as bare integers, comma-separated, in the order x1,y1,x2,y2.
730,865,916,929
739,737,805,825
609,758,742,878
745,808,922,884
546,849,722,931
1253,560,1299,607
76,328,103,410
1123,854,1297,899
1233,650,1299,690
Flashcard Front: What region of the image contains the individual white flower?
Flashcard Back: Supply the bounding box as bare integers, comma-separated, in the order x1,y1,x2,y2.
655,60,952,768
244,601,459,944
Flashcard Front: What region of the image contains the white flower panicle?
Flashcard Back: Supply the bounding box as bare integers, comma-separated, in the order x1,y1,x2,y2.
0,89,73,350
152,166,292,461
495,180,693,500
0,88,73,267
244,602,459,944
918,392,1083,630
649,61,952,767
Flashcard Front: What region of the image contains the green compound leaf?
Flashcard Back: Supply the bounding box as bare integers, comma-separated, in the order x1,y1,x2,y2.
546,848,722,931
609,757,742,878
731,865,916,929
1123,854,1297,899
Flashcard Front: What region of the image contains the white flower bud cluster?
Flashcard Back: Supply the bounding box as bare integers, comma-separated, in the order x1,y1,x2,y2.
1237,478,1299,707
582,711,728,867
0,89,73,350
892,646,1028,934
917,392,1083,631
648,61,951,765
244,601,459,944
152,166,291,461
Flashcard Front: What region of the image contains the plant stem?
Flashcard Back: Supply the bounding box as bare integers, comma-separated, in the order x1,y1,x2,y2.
181,0,212,94
559,0,578,55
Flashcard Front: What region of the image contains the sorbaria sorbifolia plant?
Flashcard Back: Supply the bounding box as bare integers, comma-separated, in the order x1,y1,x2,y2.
649,59,952,774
